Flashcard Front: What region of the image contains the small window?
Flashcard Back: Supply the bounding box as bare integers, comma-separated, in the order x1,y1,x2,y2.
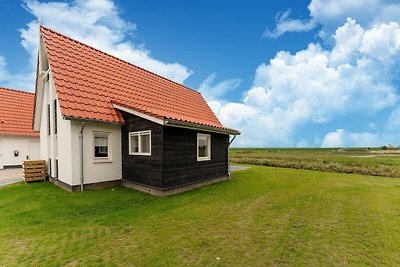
197,133,211,161
129,131,151,156
94,134,109,158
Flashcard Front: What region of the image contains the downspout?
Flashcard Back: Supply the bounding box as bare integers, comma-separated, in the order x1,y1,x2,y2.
79,122,85,192
227,135,237,179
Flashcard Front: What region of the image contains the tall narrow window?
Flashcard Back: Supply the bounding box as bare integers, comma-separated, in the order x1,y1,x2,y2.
54,99,57,134
94,133,109,159
197,133,211,161
129,131,151,155
55,159,59,178
48,158,52,177
47,104,51,135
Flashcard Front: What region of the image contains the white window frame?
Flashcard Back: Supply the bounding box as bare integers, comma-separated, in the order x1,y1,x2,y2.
129,130,152,156
197,133,211,161
93,132,112,163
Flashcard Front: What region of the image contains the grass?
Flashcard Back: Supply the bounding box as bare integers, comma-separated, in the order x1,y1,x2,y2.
1,166,400,266
230,148,400,177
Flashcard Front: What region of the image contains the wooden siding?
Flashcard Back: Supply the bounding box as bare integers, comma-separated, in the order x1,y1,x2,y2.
121,112,163,187
163,127,229,188
121,112,229,189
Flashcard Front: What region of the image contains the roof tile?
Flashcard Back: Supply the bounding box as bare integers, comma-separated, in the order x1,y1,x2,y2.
40,26,239,133
0,87,39,137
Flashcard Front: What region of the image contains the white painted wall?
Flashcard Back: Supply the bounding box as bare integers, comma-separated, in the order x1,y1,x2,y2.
37,36,122,187
70,120,122,186
0,135,40,168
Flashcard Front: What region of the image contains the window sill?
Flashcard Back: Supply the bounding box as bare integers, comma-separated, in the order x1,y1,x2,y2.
197,157,211,161
93,158,113,164
129,153,152,156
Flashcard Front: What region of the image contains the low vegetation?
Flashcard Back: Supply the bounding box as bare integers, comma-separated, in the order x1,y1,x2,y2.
231,148,400,178
1,166,400,265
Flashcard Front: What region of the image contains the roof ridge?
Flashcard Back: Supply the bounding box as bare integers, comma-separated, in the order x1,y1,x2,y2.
40,25,200,94
0,86,34,95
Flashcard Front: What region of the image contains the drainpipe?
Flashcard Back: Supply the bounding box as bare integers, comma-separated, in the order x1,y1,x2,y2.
227,135,237,178
79,122,85,192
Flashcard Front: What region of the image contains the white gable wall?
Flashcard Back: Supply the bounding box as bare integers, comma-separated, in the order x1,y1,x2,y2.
39,70,74,185
37,35,122,188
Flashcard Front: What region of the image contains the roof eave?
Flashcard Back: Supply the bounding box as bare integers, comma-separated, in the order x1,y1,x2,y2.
63,116,124,125
164,119,240,135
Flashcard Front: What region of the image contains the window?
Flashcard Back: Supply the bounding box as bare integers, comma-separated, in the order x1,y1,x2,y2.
54,99,57,134
94,133,109,159
55,159,59,178
47,104,51,135
129,130,151,155
197,133,211,161
48,158,52,177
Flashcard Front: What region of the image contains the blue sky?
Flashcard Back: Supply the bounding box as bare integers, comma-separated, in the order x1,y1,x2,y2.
1,0,400,148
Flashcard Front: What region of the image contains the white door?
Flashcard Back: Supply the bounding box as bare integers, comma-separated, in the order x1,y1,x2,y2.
29,141,40,160
0,139,3,169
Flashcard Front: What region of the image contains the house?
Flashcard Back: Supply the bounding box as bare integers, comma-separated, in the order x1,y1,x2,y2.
33,26,240,195
0,87,40,169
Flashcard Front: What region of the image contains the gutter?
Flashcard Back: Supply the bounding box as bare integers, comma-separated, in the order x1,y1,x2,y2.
227,135,237,178
79,122,85,191
164,119,240,136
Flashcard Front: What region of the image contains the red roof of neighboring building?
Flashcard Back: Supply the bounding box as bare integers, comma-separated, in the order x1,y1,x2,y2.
39,26,239,134
0,87,39,137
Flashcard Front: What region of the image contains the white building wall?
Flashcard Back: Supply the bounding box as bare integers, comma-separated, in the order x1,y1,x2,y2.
70,120,122,186
39,79,49,163
36,37,121,187
38,71,74,185
0,135,40,168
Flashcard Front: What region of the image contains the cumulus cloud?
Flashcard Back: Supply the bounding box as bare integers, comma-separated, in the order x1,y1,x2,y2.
216,19,400,147
20,0,192,84
321,129,381,148
0,0,192,91
265,0,400,39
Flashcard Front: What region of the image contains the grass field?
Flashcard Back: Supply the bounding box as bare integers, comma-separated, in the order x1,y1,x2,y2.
231,148,400,178
1,166,400,266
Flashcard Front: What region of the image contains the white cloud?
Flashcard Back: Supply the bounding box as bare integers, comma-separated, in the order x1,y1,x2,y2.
216,19,400,147
0,54,35,90
266,0,400,39
321,129,381,148
263,9,317,38
199,73,241,101
1,0,192,91
0,56,8,83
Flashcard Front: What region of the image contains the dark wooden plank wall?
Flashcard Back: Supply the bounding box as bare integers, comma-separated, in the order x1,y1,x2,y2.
121,112,164,187
163,127,229,188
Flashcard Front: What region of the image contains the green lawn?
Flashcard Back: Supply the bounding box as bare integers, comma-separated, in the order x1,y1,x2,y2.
1,166,400,266
231,148,400,177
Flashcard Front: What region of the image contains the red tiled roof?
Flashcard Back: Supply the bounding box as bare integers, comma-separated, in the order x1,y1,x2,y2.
39,26,239,134
0,87,39,137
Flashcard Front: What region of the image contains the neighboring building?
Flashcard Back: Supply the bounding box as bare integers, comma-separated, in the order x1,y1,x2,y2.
0,87,40,169
33,26,240,195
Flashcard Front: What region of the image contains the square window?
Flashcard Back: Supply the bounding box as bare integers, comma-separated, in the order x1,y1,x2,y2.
129,131,151,156
94,135,109,158
197,133,211,161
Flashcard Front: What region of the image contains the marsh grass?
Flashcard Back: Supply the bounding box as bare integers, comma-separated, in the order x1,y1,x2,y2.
230,148,400,177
